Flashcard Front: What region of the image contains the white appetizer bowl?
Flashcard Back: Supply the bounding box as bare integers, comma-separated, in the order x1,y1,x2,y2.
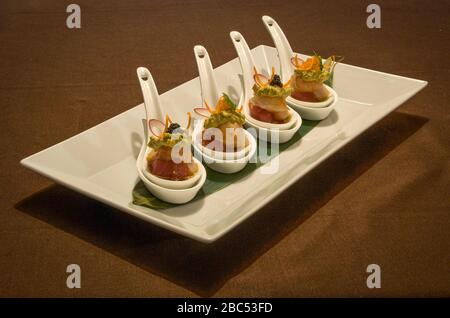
287,84,337,109
193,131,257,174
137,154,206,204
244,102,297,130
244,108,302,143
142,147,202,190
192,119,253,160
287,87,338,121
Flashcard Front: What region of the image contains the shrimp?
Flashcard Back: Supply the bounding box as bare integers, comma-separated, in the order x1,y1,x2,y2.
293,78,329,100
250,96,288,113
250,96,290,122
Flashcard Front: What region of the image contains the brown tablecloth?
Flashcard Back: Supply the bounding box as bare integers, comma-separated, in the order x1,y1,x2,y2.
1,0,449,297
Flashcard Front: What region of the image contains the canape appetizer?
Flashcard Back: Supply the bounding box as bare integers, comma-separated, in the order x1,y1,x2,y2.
194,93,248,153
249,67,293,124
290,54,341,103
136,65,206,201
146,113,199,182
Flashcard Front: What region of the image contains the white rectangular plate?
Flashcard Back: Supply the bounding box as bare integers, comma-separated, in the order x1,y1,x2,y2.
21,45,427,243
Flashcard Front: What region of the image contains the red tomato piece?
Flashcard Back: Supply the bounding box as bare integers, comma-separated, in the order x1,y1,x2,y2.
249,103,274,123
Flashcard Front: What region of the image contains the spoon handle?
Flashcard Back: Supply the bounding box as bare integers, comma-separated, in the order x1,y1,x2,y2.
136,67,164,123
262,16,294,83
230,31,256,109
194,45,219,109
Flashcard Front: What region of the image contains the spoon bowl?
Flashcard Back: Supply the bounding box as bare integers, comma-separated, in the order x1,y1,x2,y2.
137,146,206,204
288,84,336,109
244,103,297,130
244,109,302,143
142,147,202,190
287,86,338,121
193,119,253,161
193,131,257,174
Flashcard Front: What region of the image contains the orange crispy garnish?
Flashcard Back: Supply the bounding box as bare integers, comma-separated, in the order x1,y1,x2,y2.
204,100,212,113
159,115,171,138
186,112,191,130
291,54,321,71
269,66,276,82
290,54,303,68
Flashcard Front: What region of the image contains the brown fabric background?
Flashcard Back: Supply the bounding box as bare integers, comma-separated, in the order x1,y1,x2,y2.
0,0,449,297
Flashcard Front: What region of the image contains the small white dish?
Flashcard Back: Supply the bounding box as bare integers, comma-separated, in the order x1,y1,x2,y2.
135,67,206,202
245,109,302,143
287,85,338,121
230,31,301,143
262,15,339,120
288,84,336,108
193,133,257,174
137,153,206,204
142,147,202,190
245,102,296,130
192,46,253,162
193,119,252,161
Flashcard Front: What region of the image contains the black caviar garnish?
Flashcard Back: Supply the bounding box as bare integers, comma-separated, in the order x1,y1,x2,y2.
270,74,283,87
166,123,181,134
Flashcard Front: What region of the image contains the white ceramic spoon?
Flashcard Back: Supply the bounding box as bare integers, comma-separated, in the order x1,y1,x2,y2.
192,45,256,172
262,15,337,119
137,67,164,124
229,31,301,143
136,67,204,196
193,45,220,109
136,130,206,204
192,124,257,174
